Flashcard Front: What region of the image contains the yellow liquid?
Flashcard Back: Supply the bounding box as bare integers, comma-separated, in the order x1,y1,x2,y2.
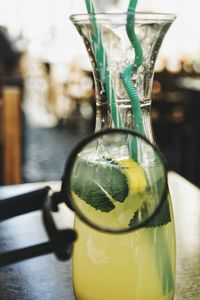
72,157,176,300
73,196,175,300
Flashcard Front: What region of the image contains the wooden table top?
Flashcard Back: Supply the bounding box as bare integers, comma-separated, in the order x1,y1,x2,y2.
0,171,200,299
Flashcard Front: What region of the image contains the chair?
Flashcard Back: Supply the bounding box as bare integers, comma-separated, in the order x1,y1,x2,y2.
0,86,22,184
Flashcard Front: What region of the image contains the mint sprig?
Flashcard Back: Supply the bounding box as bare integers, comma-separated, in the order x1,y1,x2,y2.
144,195,171,228
129,189,171,228
71,157,128,212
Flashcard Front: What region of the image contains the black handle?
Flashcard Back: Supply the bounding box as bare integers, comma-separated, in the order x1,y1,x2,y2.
0,242,53,267
42,192,77,261
0,189,77,267
0,187,51,221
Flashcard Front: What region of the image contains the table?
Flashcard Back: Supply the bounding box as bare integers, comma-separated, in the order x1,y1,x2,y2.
168,172,200,299
0,172,200,299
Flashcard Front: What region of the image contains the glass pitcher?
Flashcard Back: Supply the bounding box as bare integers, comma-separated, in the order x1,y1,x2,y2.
70,12,176,300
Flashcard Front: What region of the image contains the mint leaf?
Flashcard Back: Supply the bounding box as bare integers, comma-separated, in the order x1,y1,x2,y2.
129,194,171,228
145,196,171,227
129,177,171,228
71,157,128,212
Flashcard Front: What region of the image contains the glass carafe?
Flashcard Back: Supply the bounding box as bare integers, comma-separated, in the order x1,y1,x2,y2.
70,12,176,300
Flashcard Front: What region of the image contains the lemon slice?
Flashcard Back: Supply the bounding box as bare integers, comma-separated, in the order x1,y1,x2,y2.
119,158,147,194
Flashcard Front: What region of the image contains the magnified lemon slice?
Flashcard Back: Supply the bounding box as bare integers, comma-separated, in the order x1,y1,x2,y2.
119,158,147,194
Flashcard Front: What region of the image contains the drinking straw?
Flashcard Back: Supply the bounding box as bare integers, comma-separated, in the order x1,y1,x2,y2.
120,0,144,135
85,0,123,128
121,5,174,294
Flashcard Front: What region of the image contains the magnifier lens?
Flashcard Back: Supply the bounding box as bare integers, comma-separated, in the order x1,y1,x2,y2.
65,129,167,233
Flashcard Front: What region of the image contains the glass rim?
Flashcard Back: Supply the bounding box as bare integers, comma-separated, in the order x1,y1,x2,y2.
70,11,176,24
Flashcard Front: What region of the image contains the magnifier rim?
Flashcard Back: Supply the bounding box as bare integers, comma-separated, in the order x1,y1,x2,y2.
62,128,168,234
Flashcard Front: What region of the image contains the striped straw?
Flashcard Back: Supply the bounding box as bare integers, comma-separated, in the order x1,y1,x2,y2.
120,0,144,135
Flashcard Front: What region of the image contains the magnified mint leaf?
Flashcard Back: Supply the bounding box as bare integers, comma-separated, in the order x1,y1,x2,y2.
129,194,171,228
129,177,171,228
71,157,128,212
145,196,171,227
147,177,171,227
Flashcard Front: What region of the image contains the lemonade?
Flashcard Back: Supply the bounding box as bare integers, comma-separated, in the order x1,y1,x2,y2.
72,155,176,300
73,214,175,300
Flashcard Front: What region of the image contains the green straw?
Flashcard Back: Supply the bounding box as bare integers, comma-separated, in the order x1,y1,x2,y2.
122,4,174,293
85,0,123,128
120,0,144,135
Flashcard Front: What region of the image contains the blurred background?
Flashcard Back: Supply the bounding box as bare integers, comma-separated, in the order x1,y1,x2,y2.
0,0,200,186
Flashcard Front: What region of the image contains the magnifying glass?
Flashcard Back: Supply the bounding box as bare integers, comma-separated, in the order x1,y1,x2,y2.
0,128,167,266
62,128,167,233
